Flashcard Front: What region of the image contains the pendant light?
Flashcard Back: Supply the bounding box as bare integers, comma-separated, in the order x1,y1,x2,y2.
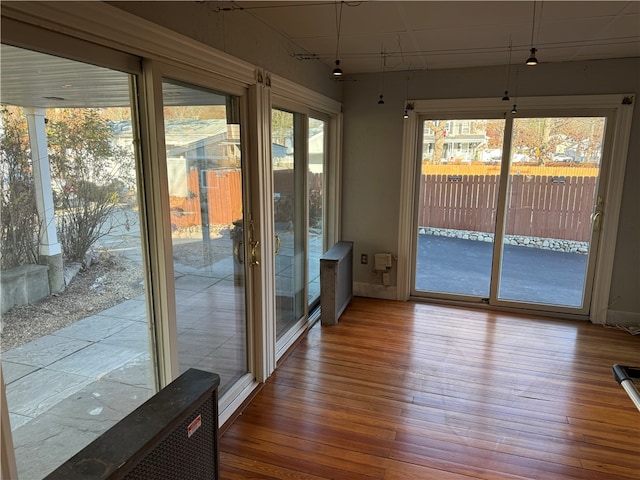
403,74,412,119
502,38,512,101
511,66,520,114
525,1,539,65
332,1,344,77
377,50,386,105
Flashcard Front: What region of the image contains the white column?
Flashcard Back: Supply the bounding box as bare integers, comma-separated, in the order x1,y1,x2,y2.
24,107,61,257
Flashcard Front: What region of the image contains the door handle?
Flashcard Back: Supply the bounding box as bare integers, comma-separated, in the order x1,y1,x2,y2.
233,240,244,264
274,233,281,256
591,195,604,232
250,240,260,266
591,211,602,232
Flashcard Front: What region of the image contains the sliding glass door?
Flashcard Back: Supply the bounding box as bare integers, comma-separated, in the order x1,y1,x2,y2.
161,79,248,396
497,116,606,308
415,119,505,298
272,108,306,341
271,108,327,345
307,116,326,308
413,113,608,315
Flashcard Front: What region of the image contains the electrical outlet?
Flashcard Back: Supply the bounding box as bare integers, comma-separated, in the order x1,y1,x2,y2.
382,272,391,286
361,254,368,264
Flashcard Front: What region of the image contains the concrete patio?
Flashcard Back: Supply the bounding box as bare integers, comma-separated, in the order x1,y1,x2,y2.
3,296,154,479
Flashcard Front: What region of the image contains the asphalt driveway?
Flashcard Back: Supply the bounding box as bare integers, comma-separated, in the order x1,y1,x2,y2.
415,235,588,307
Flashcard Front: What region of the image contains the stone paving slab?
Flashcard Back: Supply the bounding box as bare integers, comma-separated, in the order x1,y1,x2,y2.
46,342,143,379
7,368,93,419
1,360,39,385
97,298,148,322
12,412,102,480
52,313,133,343
100,321,151,351
7,412,32,431
102,352,154,389
1,335,91,368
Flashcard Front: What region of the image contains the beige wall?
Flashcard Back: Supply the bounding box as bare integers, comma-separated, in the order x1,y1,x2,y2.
109,1,341,101
111,2,639,320
342,59,640,319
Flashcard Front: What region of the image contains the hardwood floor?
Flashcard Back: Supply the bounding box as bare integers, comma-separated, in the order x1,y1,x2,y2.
219,297,640,479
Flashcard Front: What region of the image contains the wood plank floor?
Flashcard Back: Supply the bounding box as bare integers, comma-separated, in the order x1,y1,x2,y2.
219,297,640,479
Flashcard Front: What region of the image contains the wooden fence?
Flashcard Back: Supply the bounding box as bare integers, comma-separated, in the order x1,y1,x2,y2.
419,174,597,241
169,169,322,229
170,169,243,228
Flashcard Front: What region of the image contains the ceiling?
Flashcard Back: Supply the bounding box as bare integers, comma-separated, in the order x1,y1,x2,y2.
230,0,640,74
1,1,638,109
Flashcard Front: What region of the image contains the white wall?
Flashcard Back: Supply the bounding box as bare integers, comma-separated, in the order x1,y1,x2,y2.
342,58,640,320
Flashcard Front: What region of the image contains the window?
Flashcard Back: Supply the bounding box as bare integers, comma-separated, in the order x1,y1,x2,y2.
1,44,155,479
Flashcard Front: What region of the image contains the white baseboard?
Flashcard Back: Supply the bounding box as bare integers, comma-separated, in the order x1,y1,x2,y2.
353,282,398,300
606,309,640,327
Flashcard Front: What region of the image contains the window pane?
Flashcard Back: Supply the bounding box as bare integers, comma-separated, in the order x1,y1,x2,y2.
415,119,505,297
1,44,154,479
308,117,325,307
162,80,247,395
272,108,305,340
498,116,605,307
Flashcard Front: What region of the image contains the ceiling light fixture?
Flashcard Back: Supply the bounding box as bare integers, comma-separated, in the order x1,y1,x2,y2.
332,1,344,77
377,50,386,105
502,37,512,101
403,74,411,119
525,1,539,65
511,65,520,115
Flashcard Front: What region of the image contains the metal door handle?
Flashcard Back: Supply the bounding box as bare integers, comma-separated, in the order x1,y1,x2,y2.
591,211,602,231
250,240,260,266
233,240,244,264
274,233,281,256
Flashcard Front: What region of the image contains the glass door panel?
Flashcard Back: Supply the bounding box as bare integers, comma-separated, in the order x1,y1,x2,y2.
497,116,605,308
307,117,326,308
272,108,305,340
415,119,505,297
1,45,155,479
162,80,247,396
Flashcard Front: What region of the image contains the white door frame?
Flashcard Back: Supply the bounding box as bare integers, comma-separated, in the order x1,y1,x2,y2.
397,95,634,323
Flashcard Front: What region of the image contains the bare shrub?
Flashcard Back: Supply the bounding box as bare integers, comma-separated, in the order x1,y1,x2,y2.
47,108,135,263
0,107,40,270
